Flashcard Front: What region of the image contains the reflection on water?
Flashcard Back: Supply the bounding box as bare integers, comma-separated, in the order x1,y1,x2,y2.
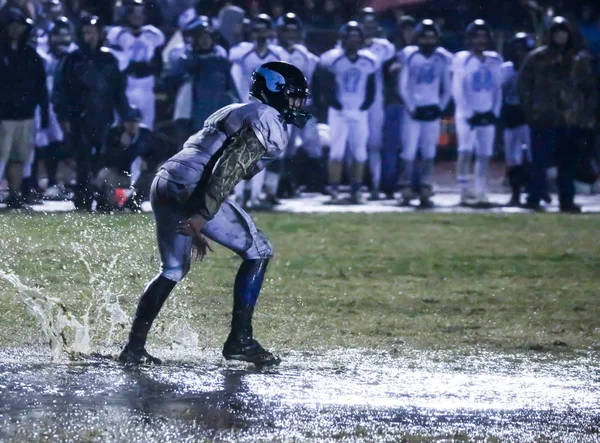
0,348,599,442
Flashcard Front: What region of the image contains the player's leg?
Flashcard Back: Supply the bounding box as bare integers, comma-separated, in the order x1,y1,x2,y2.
348,112,369,204
474,125,495,203
327,108,349,200
504,126,526,206
398,111,420,205
418,118,441,208
119,176,192,364
455,118,476,204
367,102,385,199
201,200,280,366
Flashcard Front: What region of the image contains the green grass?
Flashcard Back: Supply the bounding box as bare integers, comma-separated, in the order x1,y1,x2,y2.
1,212,599,355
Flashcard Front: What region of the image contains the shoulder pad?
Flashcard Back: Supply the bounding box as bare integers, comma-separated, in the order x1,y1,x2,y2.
484,50,503,62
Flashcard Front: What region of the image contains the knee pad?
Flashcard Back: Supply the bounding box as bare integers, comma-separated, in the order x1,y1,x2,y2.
161,259,190,282
241,230,274,260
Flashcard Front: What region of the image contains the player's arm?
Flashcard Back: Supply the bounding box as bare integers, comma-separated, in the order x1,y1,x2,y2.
182,126,267,219
451,56,473,118
439,58,452,111
491,58,504,117
399,58,415,113
360,72,376,111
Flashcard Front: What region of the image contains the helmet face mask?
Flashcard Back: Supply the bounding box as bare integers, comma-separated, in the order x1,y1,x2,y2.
466,19,492,53
339,21,364,56
251,62,311,128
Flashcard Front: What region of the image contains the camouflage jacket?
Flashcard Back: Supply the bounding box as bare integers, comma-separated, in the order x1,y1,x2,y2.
518,46,598,129
183,126,266,219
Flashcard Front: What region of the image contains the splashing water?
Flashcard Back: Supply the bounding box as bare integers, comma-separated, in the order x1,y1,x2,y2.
0,270,90,361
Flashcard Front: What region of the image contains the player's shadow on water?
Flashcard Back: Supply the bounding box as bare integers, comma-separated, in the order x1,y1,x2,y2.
119,364,272,432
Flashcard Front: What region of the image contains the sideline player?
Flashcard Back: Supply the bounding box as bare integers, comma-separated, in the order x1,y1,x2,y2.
229,14,288,209
452,19,503,206
501,32,534,206
106,0,165,129
119,61,311,367
318,21,377,204
275,12,320,198
398,19,451,207
357,7,396,200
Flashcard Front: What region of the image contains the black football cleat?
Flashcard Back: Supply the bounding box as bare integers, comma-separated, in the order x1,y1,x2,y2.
118,344,162,365
223,337,281,367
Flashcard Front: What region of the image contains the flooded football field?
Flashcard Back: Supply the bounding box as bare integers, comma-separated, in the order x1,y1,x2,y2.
1,348,598,442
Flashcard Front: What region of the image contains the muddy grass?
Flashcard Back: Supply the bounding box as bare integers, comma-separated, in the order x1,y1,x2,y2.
0,212,599,356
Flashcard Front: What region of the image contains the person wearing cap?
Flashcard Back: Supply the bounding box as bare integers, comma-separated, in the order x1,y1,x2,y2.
0,9,48,210
53,15,130,211
93,105,158,211
518,16,598,213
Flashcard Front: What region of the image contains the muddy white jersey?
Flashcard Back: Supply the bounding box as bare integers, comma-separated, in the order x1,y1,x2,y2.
398,46,452,112
452,50,503,118
106,25,166,72
501,61,521,106
230,43,289,102
320,48,379,110
158,102,289,185
364,37,395,101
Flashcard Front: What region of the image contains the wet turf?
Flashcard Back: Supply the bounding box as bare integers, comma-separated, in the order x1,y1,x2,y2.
0,212,599,440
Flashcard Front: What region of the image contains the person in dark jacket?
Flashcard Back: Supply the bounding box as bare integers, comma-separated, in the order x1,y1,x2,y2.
93,105,158,211
160,16,239,133
518,16,598,212
0,10,48,209
53,15,129,210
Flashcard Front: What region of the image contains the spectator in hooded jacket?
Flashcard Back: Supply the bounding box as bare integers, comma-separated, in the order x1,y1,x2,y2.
518,16,598,212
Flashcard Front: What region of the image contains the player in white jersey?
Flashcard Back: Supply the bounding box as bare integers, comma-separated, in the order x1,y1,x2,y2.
398,19,452,208
106,0,165,129
229,14,288,209
275,12,321,198
452,19,503,205
501,32,535,206
318,21,378,204
118,61,311,367
357,7,396,200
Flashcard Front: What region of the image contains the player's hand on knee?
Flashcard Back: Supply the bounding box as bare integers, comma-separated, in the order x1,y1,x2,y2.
177,214,207,237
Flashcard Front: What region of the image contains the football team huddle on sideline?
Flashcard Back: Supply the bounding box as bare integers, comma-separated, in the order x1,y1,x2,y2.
4,0,593,215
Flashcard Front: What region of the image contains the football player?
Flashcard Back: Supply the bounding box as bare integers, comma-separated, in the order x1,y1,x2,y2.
501,32,534,206
317,21,378,204
119,61,311,367
106,0,165,129
452,19,503,206
357,7,396,200
398,19,452,208
275,12,321,198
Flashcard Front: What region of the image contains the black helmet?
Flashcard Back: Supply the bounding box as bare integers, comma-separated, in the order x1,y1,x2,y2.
415,19,440,39
339,21,365,41
79,14,102,30
250,61,311,128
358,7,377,22
357,7,379,38
5,8,34,27
276,12,303,31
510,32,534,51
465,19,493,39
183,15,213,36
253,13,273,30
549,16,571,34
43,0,63,16
123,105,143,122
